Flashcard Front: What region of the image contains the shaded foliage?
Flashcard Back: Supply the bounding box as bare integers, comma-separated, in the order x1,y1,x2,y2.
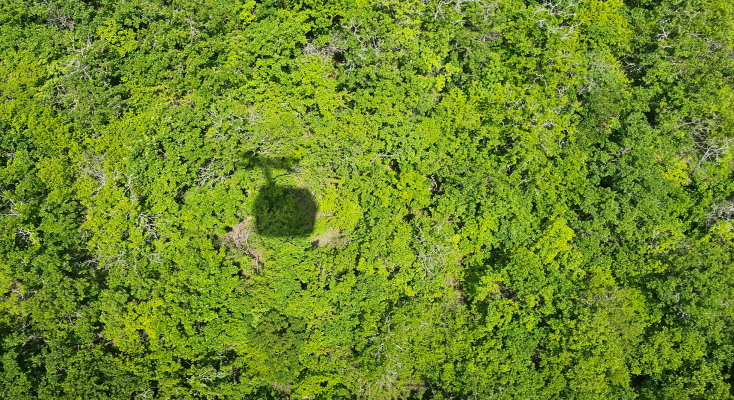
254,185,317,237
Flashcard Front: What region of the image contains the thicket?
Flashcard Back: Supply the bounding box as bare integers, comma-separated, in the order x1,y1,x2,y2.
1,0,734,398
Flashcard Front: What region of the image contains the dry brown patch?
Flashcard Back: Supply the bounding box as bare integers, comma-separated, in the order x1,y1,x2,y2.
311,227,349,249
222,217,254,249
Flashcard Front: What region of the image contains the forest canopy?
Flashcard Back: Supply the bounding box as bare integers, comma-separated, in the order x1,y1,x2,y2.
1,0,734,398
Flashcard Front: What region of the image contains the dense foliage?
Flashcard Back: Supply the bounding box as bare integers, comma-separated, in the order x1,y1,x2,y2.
1,0,734,398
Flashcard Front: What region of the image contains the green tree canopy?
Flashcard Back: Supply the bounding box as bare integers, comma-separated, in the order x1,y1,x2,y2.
1,0,733,398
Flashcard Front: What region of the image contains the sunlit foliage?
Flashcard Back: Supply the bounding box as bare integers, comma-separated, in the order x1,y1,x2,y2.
1,0,733,398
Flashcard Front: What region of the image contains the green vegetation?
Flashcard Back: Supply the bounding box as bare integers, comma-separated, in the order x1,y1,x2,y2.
1,0,733,398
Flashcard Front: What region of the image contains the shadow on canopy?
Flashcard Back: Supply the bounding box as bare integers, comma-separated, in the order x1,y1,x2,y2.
242,154,317,238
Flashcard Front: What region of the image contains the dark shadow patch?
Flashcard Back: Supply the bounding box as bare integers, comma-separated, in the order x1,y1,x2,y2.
253,184,317,237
